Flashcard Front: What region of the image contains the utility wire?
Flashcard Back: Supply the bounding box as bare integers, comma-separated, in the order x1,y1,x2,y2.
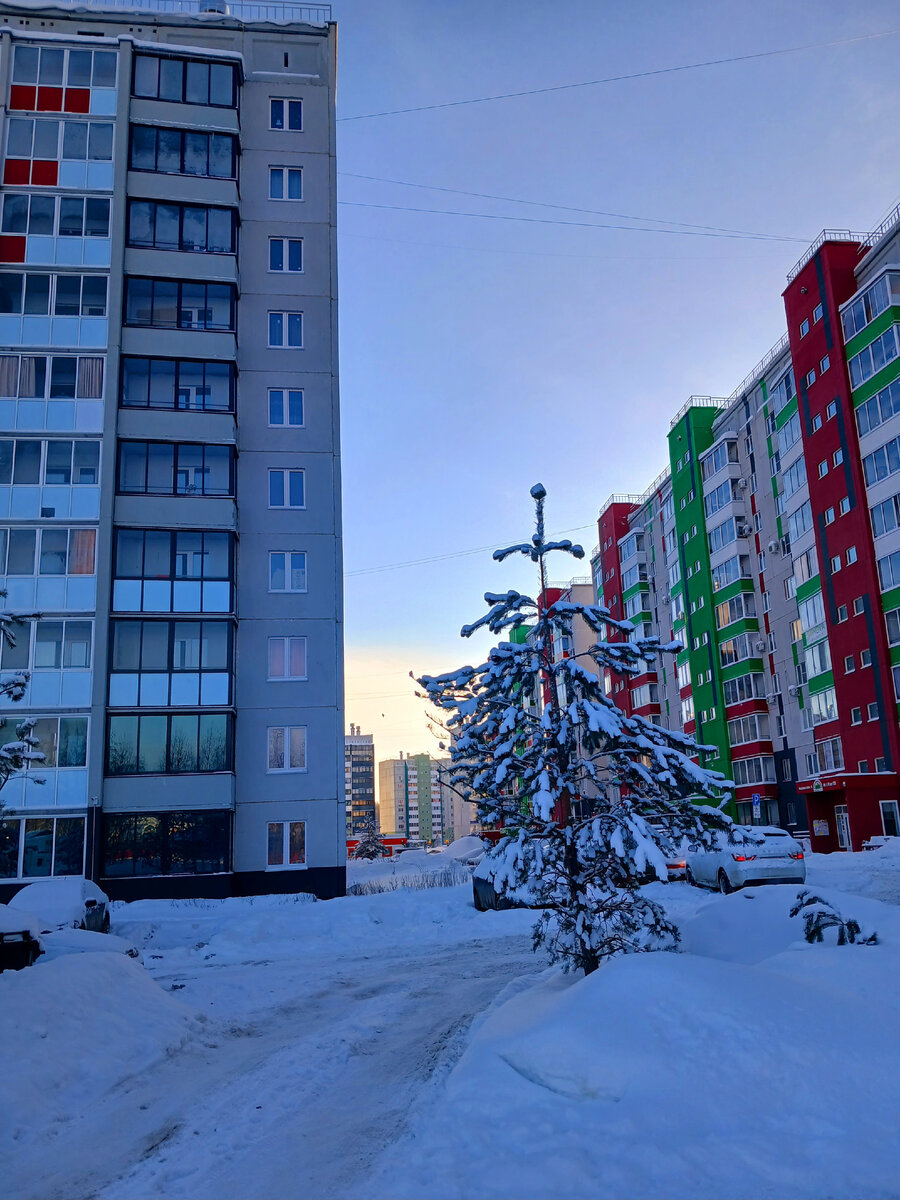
339,200,802,242
345,524,596,577
339,171,807,243
338,28,900,122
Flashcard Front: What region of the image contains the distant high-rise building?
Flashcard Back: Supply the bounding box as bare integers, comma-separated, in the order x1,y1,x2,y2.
378,752,450,844
345,725,375,835
0,0,344,902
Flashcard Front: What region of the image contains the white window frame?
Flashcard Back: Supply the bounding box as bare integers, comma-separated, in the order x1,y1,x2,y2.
267,387,304,428
268,237,303,274
268,468,305,510
268,166,303,201
267,311,303,349
267,634,308,681
266,725,307,773
268,550,307,594
266,819,307,870
269,98,302,131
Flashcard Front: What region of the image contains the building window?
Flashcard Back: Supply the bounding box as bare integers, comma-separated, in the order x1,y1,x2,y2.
267,820,306,869
851,707,862,725
121,358,235,413
858,760,869,773
860,648,872,667
117,441,235,497
267,726,307,772
800,318,810,337
848,324,900,389
813,303,823,323
132,54,238,108
269,166,302,200
108,619,232,708
267,635,307,681
844,655,855,673
805,369,816,387
268,468,305,509
268,389,303,427
854,596,865,616
270,98,302,130
269,238,303,272
881,800,900,837
868,702,879,720
839,496,851,515
837,604,848,622
0,525,95,577
268,551,307,593
833,448,843,466
812,414,823,431
129,125,237,180
4,117,114,168
106,712,232,774
124,277,235,332
831,555,841,573
0,813,86,881
2,192,111,238
112,529,233,614
268,311,303,348
876,756,888,773
0,270,107,317
102,810,231,876
824,507,835,525
820,354,830,373
818,460,828,478
127,200,237,255
827,401,837,419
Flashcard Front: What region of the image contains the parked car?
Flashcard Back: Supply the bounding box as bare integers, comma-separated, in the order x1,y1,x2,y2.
685,826,806,893
38,927,141,964
7,877,110,933
0,904,43,971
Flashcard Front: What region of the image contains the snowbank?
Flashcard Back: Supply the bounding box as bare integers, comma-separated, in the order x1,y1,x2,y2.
367,883,900,1199
0,953,196,1149
347,844,477,895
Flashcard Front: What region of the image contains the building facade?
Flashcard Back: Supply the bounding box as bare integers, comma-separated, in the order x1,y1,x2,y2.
0,0,344,900
344,725,374,835
377,752,450,845
589,212,900,851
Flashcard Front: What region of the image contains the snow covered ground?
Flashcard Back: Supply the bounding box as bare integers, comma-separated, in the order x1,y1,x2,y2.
2,850,900,1200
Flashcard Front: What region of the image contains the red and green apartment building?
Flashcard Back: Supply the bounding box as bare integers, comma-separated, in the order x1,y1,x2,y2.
589,211,900,851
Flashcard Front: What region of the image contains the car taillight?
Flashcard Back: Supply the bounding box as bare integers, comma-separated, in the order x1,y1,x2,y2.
789,851,804,860
669,860,686,869
732,853,757,862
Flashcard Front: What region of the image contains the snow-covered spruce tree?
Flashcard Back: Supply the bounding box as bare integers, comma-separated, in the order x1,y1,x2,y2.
353,816,384,861
418,484,734,975
0,595,44,800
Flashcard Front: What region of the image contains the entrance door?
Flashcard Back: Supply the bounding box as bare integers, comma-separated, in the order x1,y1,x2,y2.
835,804,851,851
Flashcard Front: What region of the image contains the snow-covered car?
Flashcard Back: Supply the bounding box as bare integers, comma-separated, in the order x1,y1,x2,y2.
7,877,110,933
685,826,806,893
38,927,142,964
472,857,520,911
0,904,43,971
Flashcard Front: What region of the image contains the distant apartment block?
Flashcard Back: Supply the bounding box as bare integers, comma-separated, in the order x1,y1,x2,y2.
378,752,450,845
344,725,374,835
0,0,345,900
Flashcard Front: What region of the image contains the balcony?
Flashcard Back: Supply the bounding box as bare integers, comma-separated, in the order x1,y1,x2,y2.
67,0,331,22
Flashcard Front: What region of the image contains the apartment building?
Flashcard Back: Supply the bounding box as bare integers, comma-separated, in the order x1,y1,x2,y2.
589,211,900,852
344,725,374,836
0,0,344,900
377,752,450,845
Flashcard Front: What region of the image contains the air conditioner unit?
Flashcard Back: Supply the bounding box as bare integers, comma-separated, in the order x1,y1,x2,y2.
767,539,780,554
765,693,777,702
661,592,670,604
737,478,749,490
737,523,753,537
754,638,767,652
788,685,800,696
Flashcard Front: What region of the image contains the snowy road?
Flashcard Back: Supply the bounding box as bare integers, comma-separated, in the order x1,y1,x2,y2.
3,891,538,1200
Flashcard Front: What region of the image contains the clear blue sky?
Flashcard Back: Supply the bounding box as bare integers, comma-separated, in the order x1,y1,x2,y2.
334,0,900,756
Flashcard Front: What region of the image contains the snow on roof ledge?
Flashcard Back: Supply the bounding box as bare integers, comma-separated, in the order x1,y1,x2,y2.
0,0,332,27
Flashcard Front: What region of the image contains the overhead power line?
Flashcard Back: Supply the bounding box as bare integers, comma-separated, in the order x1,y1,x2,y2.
339,200,803,242
338,28,900,122
340,171,807,243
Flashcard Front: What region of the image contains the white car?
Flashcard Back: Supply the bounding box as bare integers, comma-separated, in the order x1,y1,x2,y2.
7,877,110,933
685,826,806,893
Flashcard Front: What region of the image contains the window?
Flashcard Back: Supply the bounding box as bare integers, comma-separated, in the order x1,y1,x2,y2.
854,596,865,616
807,738,844,775
799,590,825,635
703,477,739,519
121,358,235,413
0,526,95,577
268,311,303,348
0,271,107,316
0,617,92,673
268,468,305,509
846,546,857,564
268,388,304,427
2,193,110,238
837,604,848,622
710,554,751,591
868,702,880,721
848,325,900,389
831,555,841,573
270,98,302,130
770,368,796,415
719,633,755,667
723,673,765,705
267,726,307,771
799,318,810,337
124,278,235,332
855,376,900,438
269,167,302,200
12,43,116,90
5,117,113,165
129,126,237,179
824,507,835,525
731,756,776,786
117,442,234,497
699,440,738,481
132,54,238,108
813,303,823,323
859,760,870,773
680,695,694,724
844,655,855,673
108,619,232,708
788,501,813,542
112,529,233,614
268,551,307,593
106,713,232,775
841,273,899,341
839,496,850,516
0,353,103,402
0,437,99,486
127,200,236,254
880,800,900,838
728,713,770,746
833,449,843,467
804,638,831,679
782,457,807,499
818,460,828,478
267,635,307,680
820,355,830,373
102,811,230,876
827,401,837,420
714,592,756,629
876,757,888,773
851,707,863,725
707,516,737,555
267,820,306,869
269,238,303,272
861,648,872,667
810,687,838,725
779,411,802,452
805,369,816,387
812,414,822,431
0,812,86,881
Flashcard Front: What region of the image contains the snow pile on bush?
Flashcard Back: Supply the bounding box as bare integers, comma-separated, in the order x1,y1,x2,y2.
367,883,900,1199
347,844,480,896
0,953,196,1149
